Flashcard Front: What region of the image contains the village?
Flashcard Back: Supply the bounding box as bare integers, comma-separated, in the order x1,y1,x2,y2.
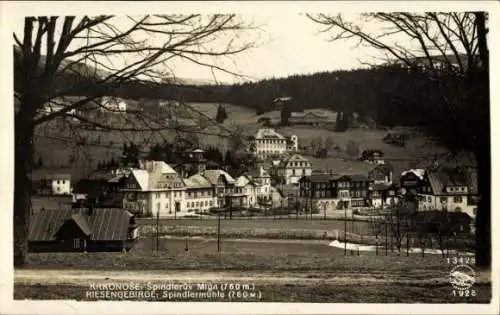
27,121,479,253
8,9,494,306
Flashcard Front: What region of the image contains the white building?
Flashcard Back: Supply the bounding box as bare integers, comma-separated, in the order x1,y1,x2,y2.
249,128,298,158
418,167,478,218
122,160,186,217
48,174,72,195
234,175,259,208
271,153,312,185
243,165,274,208
122,161,239,217
184,170,236,213
184,175,215,213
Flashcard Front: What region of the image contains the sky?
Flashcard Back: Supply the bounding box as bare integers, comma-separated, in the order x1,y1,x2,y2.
166,13,385,84
5,1,497,85
8,12,394,85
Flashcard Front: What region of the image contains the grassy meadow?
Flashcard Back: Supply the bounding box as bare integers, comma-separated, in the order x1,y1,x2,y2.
23,238,452,272
17,238,491,302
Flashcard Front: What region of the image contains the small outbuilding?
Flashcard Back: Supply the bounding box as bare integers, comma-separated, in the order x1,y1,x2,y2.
28,207,138,253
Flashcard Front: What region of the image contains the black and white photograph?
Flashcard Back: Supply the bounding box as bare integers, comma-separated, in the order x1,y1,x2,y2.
1,1,498,314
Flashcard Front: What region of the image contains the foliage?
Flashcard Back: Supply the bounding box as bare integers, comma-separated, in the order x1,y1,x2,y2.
13,15,257,267
335,111,349,132
215,105,228,123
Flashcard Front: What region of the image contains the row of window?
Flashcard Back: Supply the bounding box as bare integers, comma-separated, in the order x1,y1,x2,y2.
302,181,367,189
254,139,286,144
155,191,183,198
291,169,308,176
421,186,467,193
257,150,286,154
186,200,214,208
301,190,394,199
187,190,212,198
421,195,463,203
288,161,309,167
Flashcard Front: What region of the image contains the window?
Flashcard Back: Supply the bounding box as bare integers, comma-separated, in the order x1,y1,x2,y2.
73,238,80,249
427,196,431,203
440,197,447,203
453,196,463,203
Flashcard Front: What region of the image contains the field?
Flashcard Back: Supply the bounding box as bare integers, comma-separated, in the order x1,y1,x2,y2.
31,101,468,181
16,237,491,302
138,218,374,242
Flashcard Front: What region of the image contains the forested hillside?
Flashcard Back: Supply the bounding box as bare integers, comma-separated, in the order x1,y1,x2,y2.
14,47,466,144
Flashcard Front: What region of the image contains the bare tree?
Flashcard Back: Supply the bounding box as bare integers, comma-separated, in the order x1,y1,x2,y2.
307,12,490,267
309,137,322,154
324,136,335,152
13,14,258,266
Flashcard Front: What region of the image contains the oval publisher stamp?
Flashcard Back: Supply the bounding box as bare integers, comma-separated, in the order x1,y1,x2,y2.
449,264,476,291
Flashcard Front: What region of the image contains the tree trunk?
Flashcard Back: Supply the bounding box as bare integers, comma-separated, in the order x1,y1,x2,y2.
475,148,490,267
14,116,34,267
474,11,490,268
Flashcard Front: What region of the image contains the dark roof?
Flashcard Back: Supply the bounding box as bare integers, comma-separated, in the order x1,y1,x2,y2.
372,183,396,191
29,208,132,242
73,179,108,194
349,174,370,182
32,169,72,181
309,173,334,183
427,167,469,195
70,213,92,236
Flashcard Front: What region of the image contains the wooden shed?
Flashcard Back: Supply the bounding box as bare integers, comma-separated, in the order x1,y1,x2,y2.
28,207,138,253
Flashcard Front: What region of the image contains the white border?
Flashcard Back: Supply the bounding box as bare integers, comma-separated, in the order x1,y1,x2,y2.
0,1,498,315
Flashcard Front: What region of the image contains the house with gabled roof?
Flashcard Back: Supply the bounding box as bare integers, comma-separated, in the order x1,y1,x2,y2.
243,165,272,203
28,207,138,252
271,153,312,185
32,170,72,196
122,160,186,217
298,172,373,212
248,128,298,158
184,173,216,213
233,175,259,208
418,166,478,218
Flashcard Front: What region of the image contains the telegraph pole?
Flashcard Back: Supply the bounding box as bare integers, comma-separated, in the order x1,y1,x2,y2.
156,210,160,252
217,194,222,252
344,203,347,255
